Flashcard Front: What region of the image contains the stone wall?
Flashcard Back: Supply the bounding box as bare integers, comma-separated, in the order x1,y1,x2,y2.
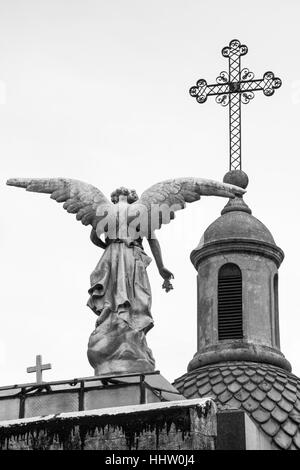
0,398,216,450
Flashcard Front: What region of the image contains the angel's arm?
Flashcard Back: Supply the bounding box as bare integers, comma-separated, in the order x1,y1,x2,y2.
147,233,164,271
147,233,174,292
90,229,107,249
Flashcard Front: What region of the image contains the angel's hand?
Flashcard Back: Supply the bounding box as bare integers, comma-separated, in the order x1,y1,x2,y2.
162,278,174,293
159,267,174,280
159,267,174,292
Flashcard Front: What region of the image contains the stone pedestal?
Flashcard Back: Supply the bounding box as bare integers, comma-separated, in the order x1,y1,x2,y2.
87,314,155,376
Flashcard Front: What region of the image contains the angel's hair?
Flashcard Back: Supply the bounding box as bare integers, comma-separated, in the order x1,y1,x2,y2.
110,187,138,204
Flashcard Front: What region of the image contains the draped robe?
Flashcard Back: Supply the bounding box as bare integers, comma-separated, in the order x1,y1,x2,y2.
87,201,153,334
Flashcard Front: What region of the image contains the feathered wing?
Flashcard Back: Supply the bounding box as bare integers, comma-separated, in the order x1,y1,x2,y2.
6,178,112,232
128,177,246,235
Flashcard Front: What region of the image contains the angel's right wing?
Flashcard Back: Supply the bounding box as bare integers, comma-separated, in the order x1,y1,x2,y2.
6,178,112,232
128,177,245,236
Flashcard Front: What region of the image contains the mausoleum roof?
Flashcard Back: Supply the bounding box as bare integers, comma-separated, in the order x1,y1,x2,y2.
174,361,300,450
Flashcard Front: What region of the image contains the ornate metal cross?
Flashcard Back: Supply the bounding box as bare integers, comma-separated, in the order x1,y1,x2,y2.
189,39,282,171
26,354,52,384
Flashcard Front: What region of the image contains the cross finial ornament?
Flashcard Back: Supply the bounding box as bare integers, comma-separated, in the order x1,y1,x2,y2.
26,355,52,384
189,39,282,171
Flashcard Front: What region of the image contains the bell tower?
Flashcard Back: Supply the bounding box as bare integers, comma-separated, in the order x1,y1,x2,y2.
188,170,290,373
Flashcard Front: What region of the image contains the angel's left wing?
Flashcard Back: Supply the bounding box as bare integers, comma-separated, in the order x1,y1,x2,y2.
6,178,112,231
128,177,245,235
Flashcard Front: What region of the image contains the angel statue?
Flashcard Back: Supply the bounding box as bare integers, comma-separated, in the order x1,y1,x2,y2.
7,177,244,375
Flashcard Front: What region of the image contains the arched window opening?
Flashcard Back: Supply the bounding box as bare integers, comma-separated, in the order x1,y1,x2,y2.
218,263,243,340
274,274,280,348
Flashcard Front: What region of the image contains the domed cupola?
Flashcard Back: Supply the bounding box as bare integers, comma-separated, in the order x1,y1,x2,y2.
189,170,289,372
174,171,300,450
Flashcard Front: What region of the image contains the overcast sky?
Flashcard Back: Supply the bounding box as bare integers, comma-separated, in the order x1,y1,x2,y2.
0,0,299,386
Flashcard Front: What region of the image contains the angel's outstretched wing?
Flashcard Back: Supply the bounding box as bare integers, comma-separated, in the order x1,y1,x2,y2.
128,177,245,234
6,178,112,231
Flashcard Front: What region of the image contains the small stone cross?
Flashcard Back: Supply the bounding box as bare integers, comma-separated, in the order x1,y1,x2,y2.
26,354,52,384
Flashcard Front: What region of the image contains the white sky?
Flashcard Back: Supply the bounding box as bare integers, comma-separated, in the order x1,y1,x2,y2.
0,0,300,386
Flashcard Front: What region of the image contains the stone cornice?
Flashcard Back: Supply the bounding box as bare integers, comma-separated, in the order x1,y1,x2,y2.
190,238,285,270
188,341,291,373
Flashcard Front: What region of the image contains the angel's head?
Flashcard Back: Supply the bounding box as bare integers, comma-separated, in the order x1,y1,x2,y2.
110,187,138,204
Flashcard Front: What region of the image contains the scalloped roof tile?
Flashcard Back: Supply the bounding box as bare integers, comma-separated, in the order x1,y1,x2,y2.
293,431,300,447
261,397,276,412
173,361,300,450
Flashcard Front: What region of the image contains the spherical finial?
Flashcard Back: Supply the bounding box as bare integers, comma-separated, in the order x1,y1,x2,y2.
223,170,249,189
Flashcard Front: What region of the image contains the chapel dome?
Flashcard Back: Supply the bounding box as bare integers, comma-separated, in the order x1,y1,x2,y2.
201,207,276,247
190,195,284,270
198,169,276,247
